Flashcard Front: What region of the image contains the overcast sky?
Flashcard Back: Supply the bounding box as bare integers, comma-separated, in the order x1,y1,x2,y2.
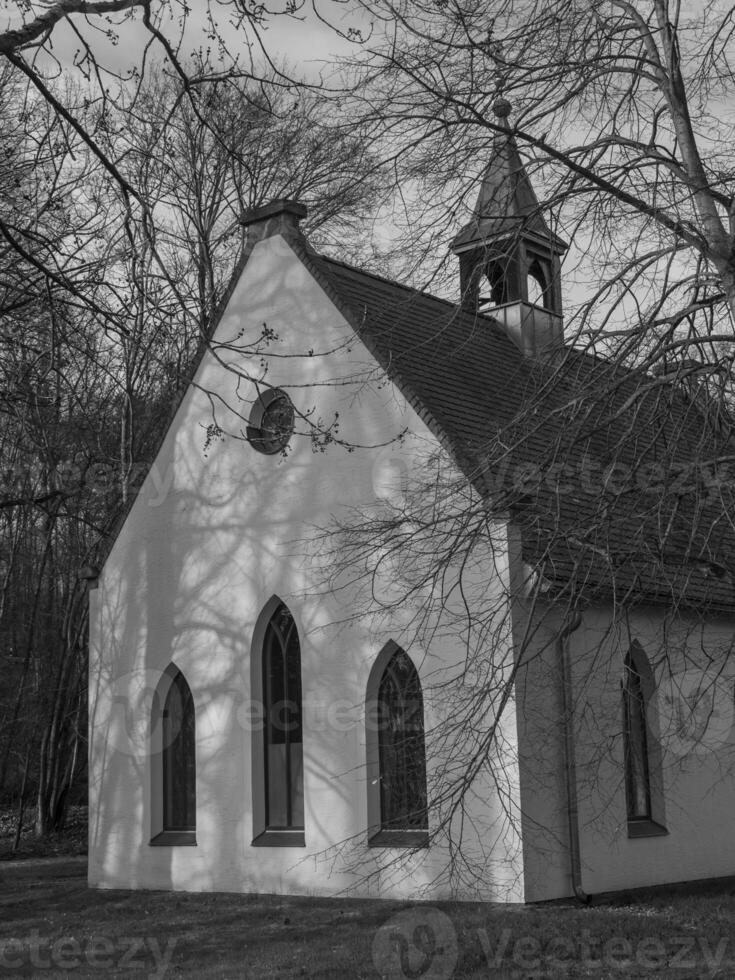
10,2,363,85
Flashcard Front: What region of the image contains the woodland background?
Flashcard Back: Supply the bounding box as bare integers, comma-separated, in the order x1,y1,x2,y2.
3,0,735,845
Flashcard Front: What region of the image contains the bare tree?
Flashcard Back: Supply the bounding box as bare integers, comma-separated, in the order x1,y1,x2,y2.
0,1,370,329
292,0,735,892
0,64,382,835
344,1,735,358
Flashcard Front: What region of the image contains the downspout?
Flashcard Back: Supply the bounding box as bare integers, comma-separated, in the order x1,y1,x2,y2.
558,610,589,903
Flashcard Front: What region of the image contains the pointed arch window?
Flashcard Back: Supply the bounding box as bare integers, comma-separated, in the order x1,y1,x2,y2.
367,644,428,847
252,601,305,846
484,257,510,306
526,257,550,308
151,667,196,846
622,644,667,838
623,652,651,820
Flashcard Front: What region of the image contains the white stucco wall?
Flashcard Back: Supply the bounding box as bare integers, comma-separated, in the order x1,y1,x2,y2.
88,233,524,902
512,595,571,902
515,595,735,901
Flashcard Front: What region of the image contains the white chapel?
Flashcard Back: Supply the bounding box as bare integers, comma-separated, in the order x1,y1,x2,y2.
88,112,735,902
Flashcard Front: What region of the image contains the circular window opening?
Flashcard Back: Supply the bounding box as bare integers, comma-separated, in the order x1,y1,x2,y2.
247,388,295,455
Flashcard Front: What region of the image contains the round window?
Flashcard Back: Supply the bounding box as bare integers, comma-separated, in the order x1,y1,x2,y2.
246,388,295,455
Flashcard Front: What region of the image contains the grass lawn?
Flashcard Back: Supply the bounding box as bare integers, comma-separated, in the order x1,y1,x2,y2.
1,853,735,979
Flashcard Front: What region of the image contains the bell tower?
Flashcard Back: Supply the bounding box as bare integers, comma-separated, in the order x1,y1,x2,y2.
452,99,568,356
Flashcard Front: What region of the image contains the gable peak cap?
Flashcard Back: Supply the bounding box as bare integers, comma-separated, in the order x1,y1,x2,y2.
240,197,307,248
240,199,308,251
241,198,307,224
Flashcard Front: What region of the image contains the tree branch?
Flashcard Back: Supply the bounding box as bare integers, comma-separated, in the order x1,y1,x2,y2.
0,0,143,56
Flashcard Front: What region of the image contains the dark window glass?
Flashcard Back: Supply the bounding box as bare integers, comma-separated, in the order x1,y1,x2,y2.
263,604,304,829
485,259,509,305
623,652,652,820
378,649,428,830
162,672,196,832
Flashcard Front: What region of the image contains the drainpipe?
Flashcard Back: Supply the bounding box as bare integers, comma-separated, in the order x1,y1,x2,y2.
557,610,589,903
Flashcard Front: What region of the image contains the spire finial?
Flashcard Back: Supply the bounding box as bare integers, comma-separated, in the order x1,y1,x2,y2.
492,97,512,120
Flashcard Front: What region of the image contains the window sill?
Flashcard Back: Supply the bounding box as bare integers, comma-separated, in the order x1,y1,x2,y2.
627,819,668,839
368,829,429,848
252,830,305,847
150,830,197,846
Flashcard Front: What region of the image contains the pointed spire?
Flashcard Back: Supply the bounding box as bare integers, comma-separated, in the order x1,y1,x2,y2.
452,100,564,254
450,100,568,354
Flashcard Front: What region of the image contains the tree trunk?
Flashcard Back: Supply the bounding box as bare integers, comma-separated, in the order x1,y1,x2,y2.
12,745,31,850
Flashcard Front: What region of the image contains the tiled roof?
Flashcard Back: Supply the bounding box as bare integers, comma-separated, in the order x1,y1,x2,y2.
310,250,735,613
97,225,735,614
315,253,537,461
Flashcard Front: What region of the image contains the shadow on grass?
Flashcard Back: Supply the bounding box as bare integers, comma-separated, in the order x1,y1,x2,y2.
1,857,735,978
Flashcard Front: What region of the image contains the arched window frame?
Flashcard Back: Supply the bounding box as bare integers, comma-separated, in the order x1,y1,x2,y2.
366,641,429,848
484,256,510,306
150,664,197,846
622,642,667,838
526,256,551,309
250,596,306,847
